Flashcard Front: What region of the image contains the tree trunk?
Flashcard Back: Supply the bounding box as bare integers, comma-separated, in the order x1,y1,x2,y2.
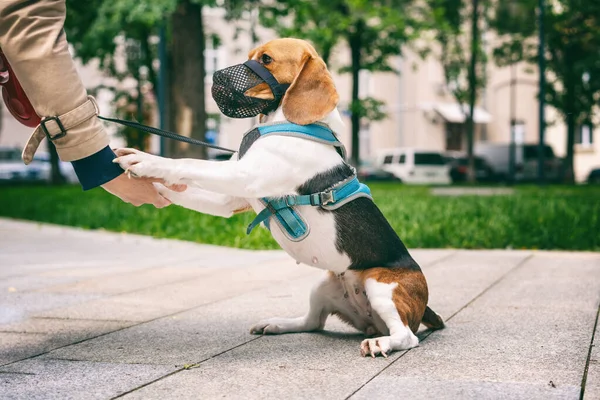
564,108,576,185
169,0,207,159
466,0,480,184
348,19,364,168
48,140,65,185
561,51,576,185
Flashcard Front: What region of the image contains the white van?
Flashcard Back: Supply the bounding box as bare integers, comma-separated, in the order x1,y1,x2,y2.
375,148,451,184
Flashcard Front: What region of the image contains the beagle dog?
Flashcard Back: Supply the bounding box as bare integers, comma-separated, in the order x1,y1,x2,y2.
113,38,444,358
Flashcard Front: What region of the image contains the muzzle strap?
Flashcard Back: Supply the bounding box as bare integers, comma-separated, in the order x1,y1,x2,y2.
243,60,290,99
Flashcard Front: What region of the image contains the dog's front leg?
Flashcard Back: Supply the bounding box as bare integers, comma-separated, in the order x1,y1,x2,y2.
155,185,251,217
114,147,298,199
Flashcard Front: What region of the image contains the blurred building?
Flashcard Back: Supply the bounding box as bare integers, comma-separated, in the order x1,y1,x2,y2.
1,7,597,182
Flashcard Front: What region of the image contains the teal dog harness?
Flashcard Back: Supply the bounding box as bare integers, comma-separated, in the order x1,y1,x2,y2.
243,122,372,241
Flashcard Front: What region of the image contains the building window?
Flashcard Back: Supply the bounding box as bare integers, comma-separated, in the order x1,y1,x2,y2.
445,123,464,151
576,124,594,148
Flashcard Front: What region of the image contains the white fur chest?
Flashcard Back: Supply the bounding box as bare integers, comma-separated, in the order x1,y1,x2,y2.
247,198,352,273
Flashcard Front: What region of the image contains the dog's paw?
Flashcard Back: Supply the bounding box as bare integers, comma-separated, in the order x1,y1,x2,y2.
113,149,175,183
250,320,285,335
114,147,142,158
360,337,392,358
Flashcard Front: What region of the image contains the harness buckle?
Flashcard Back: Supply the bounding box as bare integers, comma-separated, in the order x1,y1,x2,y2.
320,190,335,206
284,196,297,207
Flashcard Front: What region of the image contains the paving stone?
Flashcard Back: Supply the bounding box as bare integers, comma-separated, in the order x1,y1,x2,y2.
350,376,579,400
45,272,327,365
0,319,132,366
0,332,50,366
416,250,532,318
46,252,490,368
0,358,175,400
35,266,219,295
583,312,600,400
407,249,456,267
0,292,101,325
1,274,82,294
34,258,314,322
352,252,599,398
2,219,597,399
114,253,528,399
472,251,600,309
431,187,515,196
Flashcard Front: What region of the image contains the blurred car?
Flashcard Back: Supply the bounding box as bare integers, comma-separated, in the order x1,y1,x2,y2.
31,151,79,184
474,143,562,183
357,160,399,182
443,152,496,183
0,146,79,184
0,146,43,182
587,167,600,184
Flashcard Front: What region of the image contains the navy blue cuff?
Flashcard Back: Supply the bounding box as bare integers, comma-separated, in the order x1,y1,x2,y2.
71,146,124,190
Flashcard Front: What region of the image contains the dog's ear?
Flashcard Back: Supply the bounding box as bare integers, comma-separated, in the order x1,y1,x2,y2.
282,55,338,125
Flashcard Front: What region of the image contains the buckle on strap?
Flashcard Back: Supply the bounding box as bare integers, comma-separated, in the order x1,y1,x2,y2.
40,116,67,140
320,190,335,206
22,96,100,165
284,196,297,207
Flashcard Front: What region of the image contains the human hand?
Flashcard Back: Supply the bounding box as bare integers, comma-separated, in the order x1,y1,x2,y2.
101,173,187,208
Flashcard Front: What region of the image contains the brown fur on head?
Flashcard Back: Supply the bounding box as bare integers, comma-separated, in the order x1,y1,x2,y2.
245,38,339,125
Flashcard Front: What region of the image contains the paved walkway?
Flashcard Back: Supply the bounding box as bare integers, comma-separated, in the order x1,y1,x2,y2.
0,218,598,399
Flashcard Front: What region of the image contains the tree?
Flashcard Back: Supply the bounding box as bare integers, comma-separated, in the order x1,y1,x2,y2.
425,0,489,183
65,0,224,159
48,141,66,185
491,0,600,183
260,0,423,167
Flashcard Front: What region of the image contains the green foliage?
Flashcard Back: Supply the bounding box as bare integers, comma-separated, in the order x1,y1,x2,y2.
425,0,488,108
261,0,421,73
349,97,387,122
1,184,599,251
490,0,600,182
491,0,600,123
66,0,172,66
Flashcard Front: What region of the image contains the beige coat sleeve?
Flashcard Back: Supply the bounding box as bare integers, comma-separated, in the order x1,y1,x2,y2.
0,0,109,161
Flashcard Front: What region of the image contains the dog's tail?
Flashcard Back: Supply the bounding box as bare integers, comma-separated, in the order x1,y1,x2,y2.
421,306,445,330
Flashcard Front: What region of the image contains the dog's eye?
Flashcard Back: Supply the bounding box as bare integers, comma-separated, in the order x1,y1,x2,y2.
261,54,272,65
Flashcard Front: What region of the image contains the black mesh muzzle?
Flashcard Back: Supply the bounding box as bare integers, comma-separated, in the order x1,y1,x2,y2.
211,60,289,119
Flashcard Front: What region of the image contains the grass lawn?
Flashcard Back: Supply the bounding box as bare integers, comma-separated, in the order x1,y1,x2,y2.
0,183,599,251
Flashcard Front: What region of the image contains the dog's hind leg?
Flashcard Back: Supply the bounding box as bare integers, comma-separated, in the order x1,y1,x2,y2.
359,270,428,358
250,273,338,335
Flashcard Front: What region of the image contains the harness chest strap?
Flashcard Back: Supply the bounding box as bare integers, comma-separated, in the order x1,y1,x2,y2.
246,173,372,236
256,121,347,159
240,121,372,240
